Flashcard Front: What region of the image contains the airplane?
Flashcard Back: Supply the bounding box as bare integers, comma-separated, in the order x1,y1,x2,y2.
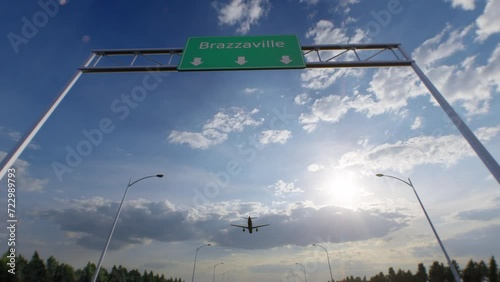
230,216,270,234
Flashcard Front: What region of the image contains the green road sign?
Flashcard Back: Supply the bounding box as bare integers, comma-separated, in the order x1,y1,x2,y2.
177,35,305,71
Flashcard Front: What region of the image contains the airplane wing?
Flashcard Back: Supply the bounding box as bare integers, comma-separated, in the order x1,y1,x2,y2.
230,224,248,228
252,224,270,228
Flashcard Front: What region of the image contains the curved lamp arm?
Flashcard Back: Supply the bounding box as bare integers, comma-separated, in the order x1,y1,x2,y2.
376,173,462,282
92,173,164,282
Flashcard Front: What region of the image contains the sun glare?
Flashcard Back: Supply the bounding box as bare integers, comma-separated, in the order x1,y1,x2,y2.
319,171,362,209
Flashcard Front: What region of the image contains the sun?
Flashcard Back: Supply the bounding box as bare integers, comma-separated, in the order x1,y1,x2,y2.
317,170,362,209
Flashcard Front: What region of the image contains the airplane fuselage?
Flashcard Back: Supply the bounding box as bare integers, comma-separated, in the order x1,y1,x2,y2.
248,217,253,234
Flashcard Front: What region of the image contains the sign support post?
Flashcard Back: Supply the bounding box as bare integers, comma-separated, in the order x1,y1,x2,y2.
0,53,96,180
398,45,500,184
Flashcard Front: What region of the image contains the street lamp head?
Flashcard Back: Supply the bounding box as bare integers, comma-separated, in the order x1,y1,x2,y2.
376,173,384,177
156,174,164,178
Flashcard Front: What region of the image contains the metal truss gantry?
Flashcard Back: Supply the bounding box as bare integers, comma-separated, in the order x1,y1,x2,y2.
79,43,412,73
1,43,499,188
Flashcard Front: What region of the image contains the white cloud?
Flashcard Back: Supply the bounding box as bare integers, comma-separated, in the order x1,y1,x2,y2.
201,128,229,145
413,23,474,68
425,58,490,115
299,95,351,132
294,93,310,105
242,88,260,94
0,127,40,149
337,125,500,173
167,131,216,150
299,25,500,128
305,19,367,47
351,67,426,117
258,130,292,144
422,41,500,116
444,0,476,10
6,130,21,141
301,68,364,90
301,20,367,89
0,151,48,192
299,0,319,4
483,44,500,93
266,180,304,197
348,24,500,118
411,116,423,130
335,0,361,14
307,163,324,172
339,0,360,7
213,0,271,34
475,125,500,141
475,0,500,42
306,20,350,44
204,107,263,133
28,144,41,150
168,107,263,149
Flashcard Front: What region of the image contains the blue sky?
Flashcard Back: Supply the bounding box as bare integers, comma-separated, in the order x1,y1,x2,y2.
1,0,500,281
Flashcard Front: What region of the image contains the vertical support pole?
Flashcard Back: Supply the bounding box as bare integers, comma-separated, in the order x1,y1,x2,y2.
398,45,500,185
0,53,96,180
91,178,132,282
407,178,461,282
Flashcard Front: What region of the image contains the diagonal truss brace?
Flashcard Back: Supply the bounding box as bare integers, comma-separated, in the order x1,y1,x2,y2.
79,43,412,73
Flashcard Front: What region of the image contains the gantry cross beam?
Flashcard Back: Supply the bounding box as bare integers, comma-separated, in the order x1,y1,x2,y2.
79,43,412,73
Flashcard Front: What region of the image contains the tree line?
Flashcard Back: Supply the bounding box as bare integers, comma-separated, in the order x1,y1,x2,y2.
1,250,498,281
337,256,498,282
0,250,184,282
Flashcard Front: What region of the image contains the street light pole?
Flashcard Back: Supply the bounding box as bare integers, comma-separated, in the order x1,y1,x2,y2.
222,271,230,282
296,263,307,282
313,243,334,282
376,173,461,282
288,270,297,282
91,174,164,282
192,243,211,282
213,262,224,282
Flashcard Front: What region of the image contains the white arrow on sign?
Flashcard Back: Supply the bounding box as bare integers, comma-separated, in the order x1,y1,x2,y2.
280,55,292,64
191,57,203,66
235,56,248,65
